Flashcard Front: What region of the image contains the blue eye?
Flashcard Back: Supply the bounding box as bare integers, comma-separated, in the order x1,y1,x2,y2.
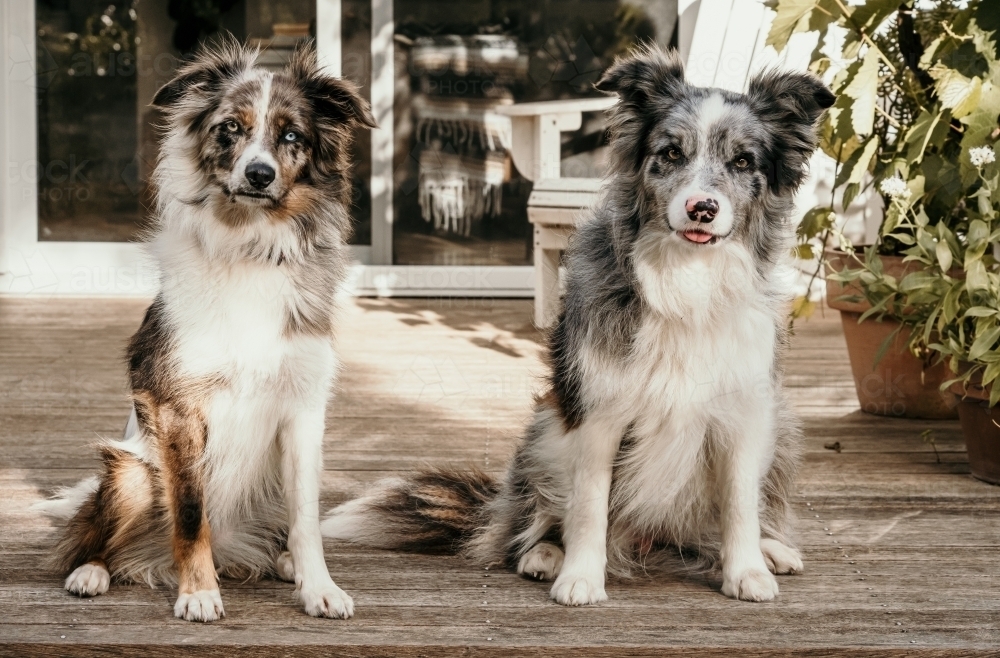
283,131,299,143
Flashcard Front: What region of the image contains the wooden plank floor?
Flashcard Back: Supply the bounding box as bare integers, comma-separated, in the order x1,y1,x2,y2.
1,296,998,656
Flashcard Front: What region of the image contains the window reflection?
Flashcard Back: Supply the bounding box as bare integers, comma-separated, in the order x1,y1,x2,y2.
34,0,371,243
391,0,673,266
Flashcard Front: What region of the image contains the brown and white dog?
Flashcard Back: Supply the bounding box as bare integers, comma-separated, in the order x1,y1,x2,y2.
37,39,375,621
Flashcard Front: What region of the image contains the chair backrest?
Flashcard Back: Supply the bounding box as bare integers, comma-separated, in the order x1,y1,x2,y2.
681,0,817,92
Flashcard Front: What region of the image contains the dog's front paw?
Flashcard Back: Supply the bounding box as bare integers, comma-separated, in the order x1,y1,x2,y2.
298,581,354,619
550,571,607,606
517,542,564,581
760,538,803,575
722,568,779,602
174,589,225,622
65,562,110,597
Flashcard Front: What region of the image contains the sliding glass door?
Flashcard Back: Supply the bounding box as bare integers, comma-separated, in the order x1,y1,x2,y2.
388,0,674,267
33,0,365,241
3,0,676,295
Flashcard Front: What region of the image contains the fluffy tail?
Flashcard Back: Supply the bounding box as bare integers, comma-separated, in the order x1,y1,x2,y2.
32,476,99,520
321,467,498,554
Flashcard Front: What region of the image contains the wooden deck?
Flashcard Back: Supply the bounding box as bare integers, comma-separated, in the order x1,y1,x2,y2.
1,296,998,656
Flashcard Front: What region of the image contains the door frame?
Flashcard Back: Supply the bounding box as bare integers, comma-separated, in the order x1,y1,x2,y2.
0,0,533,296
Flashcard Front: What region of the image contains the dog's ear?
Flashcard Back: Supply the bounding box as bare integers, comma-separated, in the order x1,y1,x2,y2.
594,44,686,110
747,70,835,127
152,36,255,109
747,70,835,192
291,43,377,129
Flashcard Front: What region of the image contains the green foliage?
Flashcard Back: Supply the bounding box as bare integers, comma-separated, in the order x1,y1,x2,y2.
770,0,1000,401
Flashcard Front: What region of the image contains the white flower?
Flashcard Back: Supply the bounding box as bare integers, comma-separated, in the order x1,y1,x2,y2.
970,146,996,168
879,176,911,199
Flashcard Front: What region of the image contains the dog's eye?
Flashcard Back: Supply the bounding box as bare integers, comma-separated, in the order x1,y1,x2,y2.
283,131,299,143
734,157,750,169
223,120,240,133
666,148,682,161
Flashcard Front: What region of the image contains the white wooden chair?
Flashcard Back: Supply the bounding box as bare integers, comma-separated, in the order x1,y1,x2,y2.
495,97,617,327
501,0,816,327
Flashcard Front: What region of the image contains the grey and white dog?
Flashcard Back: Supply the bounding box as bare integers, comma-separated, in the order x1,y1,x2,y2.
322,45,834,604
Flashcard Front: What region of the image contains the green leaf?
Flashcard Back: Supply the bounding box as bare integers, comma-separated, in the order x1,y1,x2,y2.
929,65,983,119
919,36,946,71
872,323,901,367
791,295,817,319
923,306,941,346
984,360,1000,388
843,46,881,136
846,0,899,35
766,0,816,53
899,270,937,292
795,243,816,259
905,111,942,164
935,239,953,272
836,135,880,188
969,219,990,249
807,0,841,34
859,304,885,324
980,191,995,217
969,325,1000,362
840,0,899,56
843,182,861,210
797,206,835,239
965,307,998,318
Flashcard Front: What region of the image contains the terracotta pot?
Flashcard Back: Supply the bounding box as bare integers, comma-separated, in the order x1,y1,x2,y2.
949,379,1000,485
825,248,958,419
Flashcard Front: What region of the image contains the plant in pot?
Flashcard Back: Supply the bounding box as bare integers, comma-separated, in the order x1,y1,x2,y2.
919,149,1000,484
767,0,1000,419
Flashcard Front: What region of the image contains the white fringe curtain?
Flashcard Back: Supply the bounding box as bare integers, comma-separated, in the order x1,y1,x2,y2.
418,151,506,237
408,34,527,236
412,95,513,234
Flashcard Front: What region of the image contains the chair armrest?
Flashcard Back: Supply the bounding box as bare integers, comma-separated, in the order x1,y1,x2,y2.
493,97,618,117
496,97,618,182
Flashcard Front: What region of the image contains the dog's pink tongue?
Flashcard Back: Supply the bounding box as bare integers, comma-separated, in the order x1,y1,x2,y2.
682,230,713,244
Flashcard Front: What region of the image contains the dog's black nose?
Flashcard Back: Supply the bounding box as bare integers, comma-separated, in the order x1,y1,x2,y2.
245,162,275,190
685,195,719,223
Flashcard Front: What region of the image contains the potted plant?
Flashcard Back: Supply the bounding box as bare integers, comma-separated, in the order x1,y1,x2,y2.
930,147,1000,483
769,0,999,419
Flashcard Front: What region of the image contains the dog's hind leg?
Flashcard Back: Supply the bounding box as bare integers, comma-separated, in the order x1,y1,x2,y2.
55,482,112,597
517,542,564,581
65,560,111,596
53,446,152,598
760,538,802,575
149,401,224,622
275,551,296,582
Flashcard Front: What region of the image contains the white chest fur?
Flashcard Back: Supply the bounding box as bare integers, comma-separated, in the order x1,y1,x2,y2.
155,233,338,528
161,240,337,400
603,241,783,536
